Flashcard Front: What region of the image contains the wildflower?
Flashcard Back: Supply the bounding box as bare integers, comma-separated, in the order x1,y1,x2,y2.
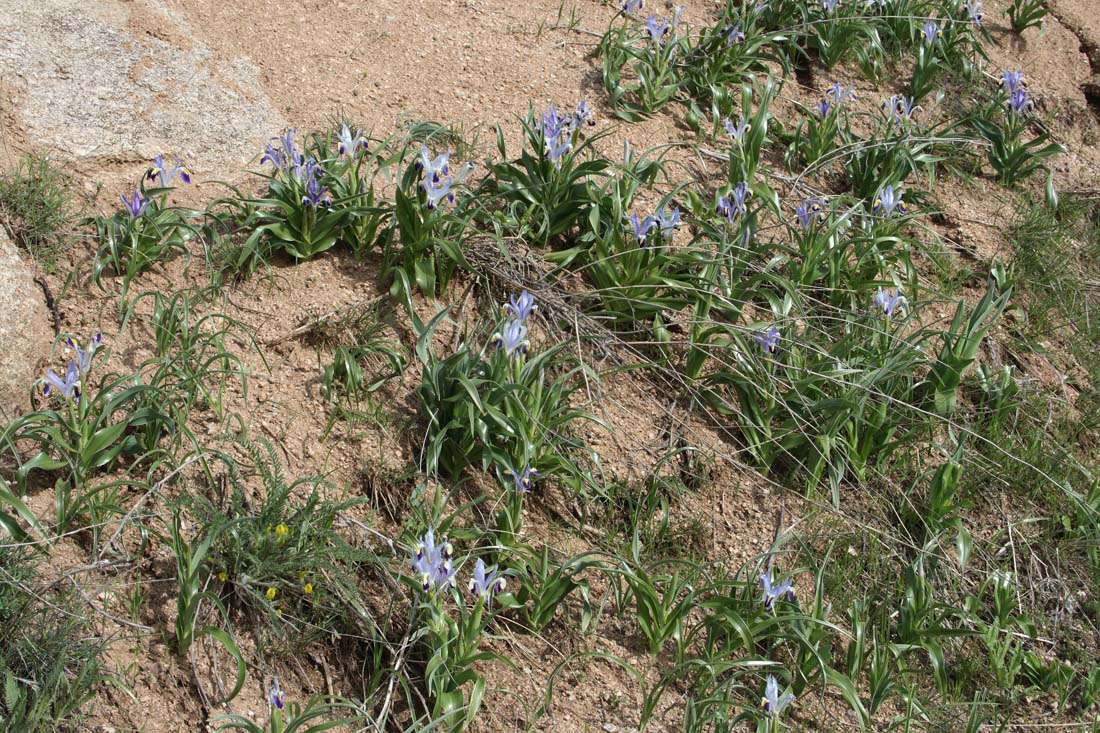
717,182,752,223
623,0,644,14
794,196,827,229
762,674,795,717
545,134,573,168
1000,69,1026,94
760,570,795,609
266,587,277,601
814,98,833,117
827,82,857,105
655,206,681,240
300,163,330,207
503,290,538,323
571,100,595,130
1006,86,1034,115
416,145,451,184
502,465,539,493
120,190,149,218
411,528,456,593
724,115,751,144
490,319,530,357
336,123,368,157
753,326,780,355
270,679,286,711
217,571,228,582
873,287,907,317
146,154,192,187
274,523,290,538
872,185,906,216
922,20,940,47
468,558,507,601
422,174,454,210
630,212,656,246
882,95,922,127
66,332,102,378
821,0,840,12
304,582,314,594
261,128,302,174
645,14,670,44
43,361,81,401
963,0,983,25
726,23,746,45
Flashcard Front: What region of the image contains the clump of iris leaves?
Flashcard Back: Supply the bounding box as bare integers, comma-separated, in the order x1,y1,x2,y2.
1,0,1098,731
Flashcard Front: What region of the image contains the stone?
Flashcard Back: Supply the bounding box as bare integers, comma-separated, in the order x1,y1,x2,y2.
0,0,284,174
0,228,51,419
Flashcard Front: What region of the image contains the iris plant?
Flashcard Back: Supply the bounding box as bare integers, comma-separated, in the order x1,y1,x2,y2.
872,185,906,216
882,95,922,127
795,196,827,228
753,326,780,355
724,115,751,144
146,154,192,187
502,465,539,493
761,674,795,717
120,191,149,218
873,287,907,317
490,319,530,357
503,291,538,322
411,528,456,594
467,558,506,601
336,123,368,158
717,182,752,223
760,570,795,609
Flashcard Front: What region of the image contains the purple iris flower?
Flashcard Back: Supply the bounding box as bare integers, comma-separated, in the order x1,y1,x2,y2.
822,0,840,12
261,128,303,174
302,174,330,207
120,190,149,218
423,175,454,210
43,361,81,401
503,291,538,323
872,185,906,216
922,20,940,47
571,100,595,129
963,1,983,25
1000,69,1026,94
411,528,456,594
717,182,752,223
753,326,780,355
761,674,795,717
468,558,507,601
623,0,644,14
724,115,751,144
726,23,746,45
491,319,530,357
67,333,103,378
760,570,795,609
337,123,368,158
645,14,670,44
146,155,192,187
874,287,907,317
416,145,451,184
502,465,539,493
545,134,572,168
630,212,657,246
815,98,833,117
827,82,857,105
270,679,286,711
1006,87,1034,115
882,95,922,127
795,196,827,229
655,206,681,239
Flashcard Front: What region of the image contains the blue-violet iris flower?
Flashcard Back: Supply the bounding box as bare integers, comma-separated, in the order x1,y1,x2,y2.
503,291,538,322
872,185,906,216
491,319,530,357
873,287,907,317
468,558,507,601
762,674,795,717
753,326,780,355
120,190,149,218
760,570,795,609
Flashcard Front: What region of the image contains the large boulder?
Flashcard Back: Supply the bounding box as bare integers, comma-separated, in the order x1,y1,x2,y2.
0,228,51,419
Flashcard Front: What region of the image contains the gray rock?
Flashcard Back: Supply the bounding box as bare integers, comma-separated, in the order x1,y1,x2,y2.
0,0,284,172
0,228,50,419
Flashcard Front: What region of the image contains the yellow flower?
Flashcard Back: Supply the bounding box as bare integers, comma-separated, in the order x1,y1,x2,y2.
304,582,314,594
266,587,277,601
217,572,228,582
274,523,290,538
